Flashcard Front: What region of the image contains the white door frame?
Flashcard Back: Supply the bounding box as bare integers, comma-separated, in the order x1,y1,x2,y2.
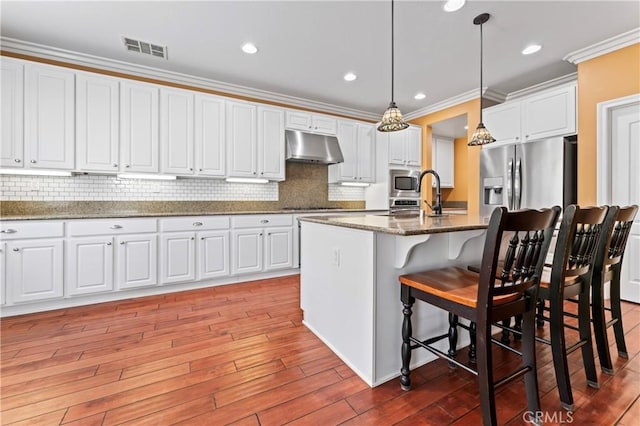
596,93,640,205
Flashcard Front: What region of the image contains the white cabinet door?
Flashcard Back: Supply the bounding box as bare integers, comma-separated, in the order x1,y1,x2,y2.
313,116,337,135
160,232,196,284
433,136,454,188
67,237,114,296
483,102,522,144
1,58,24,168
406,126,422,168
523,85,576,141
357,124,375,183
285,111,313,131
6,239,63,303
258,106,285,180
227,101,257,178
388,130,406,166
76,73,119,172
335,120,358,181
231,229,263,274
24,63,75,170
161,88,194,175
195,94,225,177
0,242,5,305
265,227,293,271
116,234,158,289
198,230,230,279
120,81,159,173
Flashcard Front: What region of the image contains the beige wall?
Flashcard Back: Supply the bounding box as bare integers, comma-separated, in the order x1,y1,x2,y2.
410,99,481,213
576,43,640,205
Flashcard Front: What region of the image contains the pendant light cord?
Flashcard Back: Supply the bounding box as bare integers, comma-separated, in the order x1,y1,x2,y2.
479,21,483,122
391,0,395,104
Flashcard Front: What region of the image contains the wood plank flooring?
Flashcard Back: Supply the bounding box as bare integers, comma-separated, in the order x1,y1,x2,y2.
1,274,639,425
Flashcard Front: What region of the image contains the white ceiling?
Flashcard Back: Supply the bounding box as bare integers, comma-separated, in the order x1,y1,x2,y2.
2,1,639,118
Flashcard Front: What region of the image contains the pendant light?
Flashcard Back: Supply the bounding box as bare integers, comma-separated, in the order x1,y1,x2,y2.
377,0,409,132
468,13,496,146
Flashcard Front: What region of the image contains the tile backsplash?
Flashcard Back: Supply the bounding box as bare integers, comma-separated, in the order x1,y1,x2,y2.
0,169,365,202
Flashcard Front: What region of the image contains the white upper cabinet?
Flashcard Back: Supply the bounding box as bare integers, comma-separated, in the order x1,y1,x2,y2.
257,106,285,180
1,58,24,168
161,87,194,175
432,135,454,188
194,94,225,177
120,80,159,173
227,100,257,178
24,62,75,170
329,121,376,183
388,126,422,168
285,110,337,135
75,73,120,172
483,84,576,145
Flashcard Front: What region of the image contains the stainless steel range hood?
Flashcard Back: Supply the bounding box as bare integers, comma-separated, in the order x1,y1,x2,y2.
285,130,344,165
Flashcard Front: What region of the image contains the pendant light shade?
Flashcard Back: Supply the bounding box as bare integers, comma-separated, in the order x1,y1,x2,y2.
378,0,409,132
468,13,495,146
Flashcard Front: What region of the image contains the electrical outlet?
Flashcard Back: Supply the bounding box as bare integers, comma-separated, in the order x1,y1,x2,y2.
332,248,340,266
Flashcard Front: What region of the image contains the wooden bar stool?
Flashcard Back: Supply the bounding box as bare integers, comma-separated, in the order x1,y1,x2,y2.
534,205,608,411
399,206,560,426
591,205,638,374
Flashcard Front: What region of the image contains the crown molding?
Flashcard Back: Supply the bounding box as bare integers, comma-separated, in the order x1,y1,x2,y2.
563,27,640,64
404,87,507,120
506,73,577,101
0,37,380,121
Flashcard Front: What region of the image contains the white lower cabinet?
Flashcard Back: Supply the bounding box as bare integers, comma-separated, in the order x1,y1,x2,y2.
265,227,294,271
232,229,264,274
116,234,158,290
160,232,196,284
6,239,64,303
198,231,229,279
67,237,114,296
231,215,293,275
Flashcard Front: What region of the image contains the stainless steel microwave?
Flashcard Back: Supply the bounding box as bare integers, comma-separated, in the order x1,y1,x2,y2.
389,169,420,198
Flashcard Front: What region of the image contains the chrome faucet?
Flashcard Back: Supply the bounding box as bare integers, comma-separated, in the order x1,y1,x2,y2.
417,169,443,216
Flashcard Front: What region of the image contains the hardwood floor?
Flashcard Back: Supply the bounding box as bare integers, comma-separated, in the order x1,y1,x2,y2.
1,274,639,425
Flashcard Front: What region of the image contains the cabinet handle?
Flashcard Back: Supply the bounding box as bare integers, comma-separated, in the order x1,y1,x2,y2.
260,219,269,224
120,241,126,245
14,158,21,163
193,222,203,227
259,233,263,236
13,248,19,252
201,237,205,240
253,172,257,175
525,134,529,138
260,172,264,175
267,232,271,236
1,229,17,234
199,168,203,172
515,137,520,140
125,164,130,168
191,237,195,240
113,163,118,168
106,242,112,246
110,225,123,229
30,159,36,164
189,168,193,171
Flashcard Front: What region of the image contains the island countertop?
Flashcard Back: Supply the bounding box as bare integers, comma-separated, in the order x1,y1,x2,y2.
298,213,489,236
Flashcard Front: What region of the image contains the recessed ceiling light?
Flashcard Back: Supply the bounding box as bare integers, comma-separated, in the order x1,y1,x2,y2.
443,0,466,13
344,72,357,82
522,44,542,55
241,43,258,54
414,92,426,100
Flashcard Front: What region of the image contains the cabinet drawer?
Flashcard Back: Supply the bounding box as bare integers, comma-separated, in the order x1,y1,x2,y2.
160,216,229,232
67,218,157,236
0,221,64,240
232,214,293,229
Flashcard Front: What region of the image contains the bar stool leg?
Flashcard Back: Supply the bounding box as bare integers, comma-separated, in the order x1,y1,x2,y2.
476,318,498,425
592,273,614,374
468,321,477,363
500,318,511,343
578,287,599,388
536,299,545,328
610,267,629,358
549,296,574,411
448,313,459,368
521,307,542,418
400,286,414,391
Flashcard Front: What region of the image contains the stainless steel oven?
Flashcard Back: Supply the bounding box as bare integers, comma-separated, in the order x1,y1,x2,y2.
389,169,420,198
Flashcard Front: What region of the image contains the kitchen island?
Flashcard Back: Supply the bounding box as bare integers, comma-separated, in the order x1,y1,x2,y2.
299,213,489,387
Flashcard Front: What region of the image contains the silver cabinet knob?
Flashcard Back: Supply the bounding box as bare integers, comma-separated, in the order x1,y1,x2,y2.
260,172,264,175
253,172,257,175
30,159,36,163
260,219,269,224
12,248,19,252
110,225,123,229
106,242,112,246
199,168,203,172
120,241,126,245
1,229,17,234
259,233,263,236
515,137,520,140
193,222,203,227
126,165,130,168
201,237,205,240
525,134,529,138
14,158,21,163
191,237,195,240
113,163,118,168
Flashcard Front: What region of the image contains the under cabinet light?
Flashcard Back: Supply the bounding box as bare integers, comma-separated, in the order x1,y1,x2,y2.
225,177,269,184
0,169,72,177
341,182,370,187
117,173,176,180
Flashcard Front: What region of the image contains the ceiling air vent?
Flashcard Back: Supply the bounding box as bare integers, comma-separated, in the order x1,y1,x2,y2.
122,37,167,59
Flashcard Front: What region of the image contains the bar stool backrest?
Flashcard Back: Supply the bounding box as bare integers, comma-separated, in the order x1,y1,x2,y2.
599,205,639,270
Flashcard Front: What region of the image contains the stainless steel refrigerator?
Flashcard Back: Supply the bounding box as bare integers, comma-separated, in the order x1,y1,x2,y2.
479,136,577,216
